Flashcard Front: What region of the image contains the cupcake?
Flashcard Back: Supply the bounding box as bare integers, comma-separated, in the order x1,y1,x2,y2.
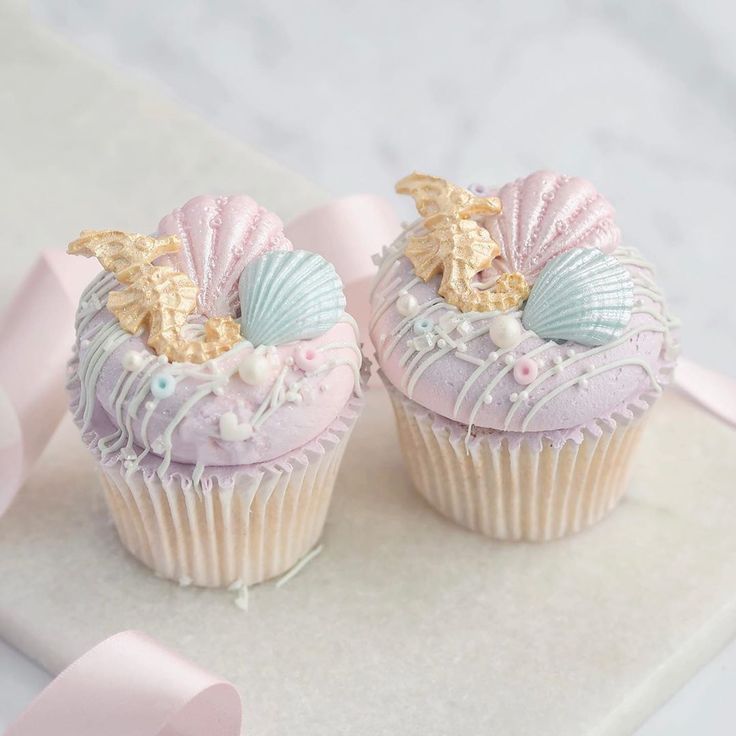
67,195,364,586
370,171,678,541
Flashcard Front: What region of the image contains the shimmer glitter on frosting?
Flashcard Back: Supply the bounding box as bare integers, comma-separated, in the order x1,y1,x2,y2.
67,195,363,476
370,172,679,434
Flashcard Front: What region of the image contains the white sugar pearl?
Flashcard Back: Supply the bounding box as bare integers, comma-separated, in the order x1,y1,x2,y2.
396,293,419,317
483,394,493,404
238,353,271,385
488,315,522,349
503,353,515,366
122,350,144,372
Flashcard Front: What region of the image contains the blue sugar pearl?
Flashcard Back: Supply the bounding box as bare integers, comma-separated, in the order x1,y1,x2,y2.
150,372,176,400
413,317,434,335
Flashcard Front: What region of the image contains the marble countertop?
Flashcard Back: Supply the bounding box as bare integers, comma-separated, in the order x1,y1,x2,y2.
2,2,735,733
30,0,736,377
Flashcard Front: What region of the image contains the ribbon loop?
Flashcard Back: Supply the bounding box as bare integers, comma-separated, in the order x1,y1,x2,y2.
5,631,242,736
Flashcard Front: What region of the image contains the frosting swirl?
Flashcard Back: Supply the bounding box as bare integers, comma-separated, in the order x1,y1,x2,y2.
371,173,678,433
67,195,363,476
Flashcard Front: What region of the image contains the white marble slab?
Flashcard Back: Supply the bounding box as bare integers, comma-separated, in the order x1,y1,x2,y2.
3,2,736,734
2,390,736,736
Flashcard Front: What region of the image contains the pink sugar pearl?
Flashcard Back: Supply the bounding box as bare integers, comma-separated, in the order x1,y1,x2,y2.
513,356,538,385
294,345,324,373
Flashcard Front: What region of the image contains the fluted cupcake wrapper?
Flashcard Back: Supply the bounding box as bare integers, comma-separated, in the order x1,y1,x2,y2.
96,397,361,588
386,384,648,542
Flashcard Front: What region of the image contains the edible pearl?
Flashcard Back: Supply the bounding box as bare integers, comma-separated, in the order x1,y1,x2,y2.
238,353,271,385
488,315,522,349
513,357,538,385
150,372,176,399
483,394,493,405
122,350,144,372
396,293,419,317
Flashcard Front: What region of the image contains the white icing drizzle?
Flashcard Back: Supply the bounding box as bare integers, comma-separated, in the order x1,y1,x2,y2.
73,268,363,477
371,228,677,436
520,358,662,431
463,341,556,431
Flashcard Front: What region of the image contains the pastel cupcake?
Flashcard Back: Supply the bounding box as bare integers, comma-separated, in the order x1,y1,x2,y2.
67,195,364,586
371,172,678,541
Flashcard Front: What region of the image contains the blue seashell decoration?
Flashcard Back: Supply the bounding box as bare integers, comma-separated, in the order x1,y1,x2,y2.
239,250,346,346
521,248,633,346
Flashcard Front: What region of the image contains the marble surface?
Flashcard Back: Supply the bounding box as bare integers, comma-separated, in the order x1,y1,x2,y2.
3,390,736,736
29,0,736,377
2,2,736,733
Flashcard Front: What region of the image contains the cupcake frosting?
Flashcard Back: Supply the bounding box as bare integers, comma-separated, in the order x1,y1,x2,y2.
68,195,363,476
370,171,678,433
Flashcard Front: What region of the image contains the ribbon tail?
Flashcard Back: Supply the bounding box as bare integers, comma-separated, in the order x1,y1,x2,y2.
0,251,99,515
285,194,401,342
5,631,242,736
673,357,736,430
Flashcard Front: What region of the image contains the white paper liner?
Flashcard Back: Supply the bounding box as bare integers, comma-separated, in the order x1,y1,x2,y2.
387,386,649,541
96,398,361,587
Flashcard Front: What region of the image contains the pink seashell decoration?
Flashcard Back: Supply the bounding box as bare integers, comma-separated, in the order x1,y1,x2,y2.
156,194,292,317
485,171,620,285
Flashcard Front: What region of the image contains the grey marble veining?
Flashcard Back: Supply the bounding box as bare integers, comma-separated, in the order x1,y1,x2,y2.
30,0,736,374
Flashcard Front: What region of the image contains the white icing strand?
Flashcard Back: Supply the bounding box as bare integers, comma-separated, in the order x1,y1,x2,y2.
464,342,556,430
452,331,537,418
381,299,445,362
520,358,662,431
339,312,361,340
404,323,499,397
371,230,675,436
275,544,324,588
502,323,667,431
370,277,422,333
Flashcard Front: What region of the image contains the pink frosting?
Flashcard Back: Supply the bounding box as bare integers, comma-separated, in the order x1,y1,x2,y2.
370,172,678,433
74,307,358,465
155,194,291,317
69,195,362,468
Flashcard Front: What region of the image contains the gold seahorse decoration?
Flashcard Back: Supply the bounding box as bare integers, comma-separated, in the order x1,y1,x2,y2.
68,230,241,363
396,172,529,313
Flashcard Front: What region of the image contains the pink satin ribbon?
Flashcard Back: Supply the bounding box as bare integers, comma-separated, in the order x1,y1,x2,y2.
1,196,735,734
285,194,402,339
4,631,242,736
0,251,99,517
672,357,736,430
